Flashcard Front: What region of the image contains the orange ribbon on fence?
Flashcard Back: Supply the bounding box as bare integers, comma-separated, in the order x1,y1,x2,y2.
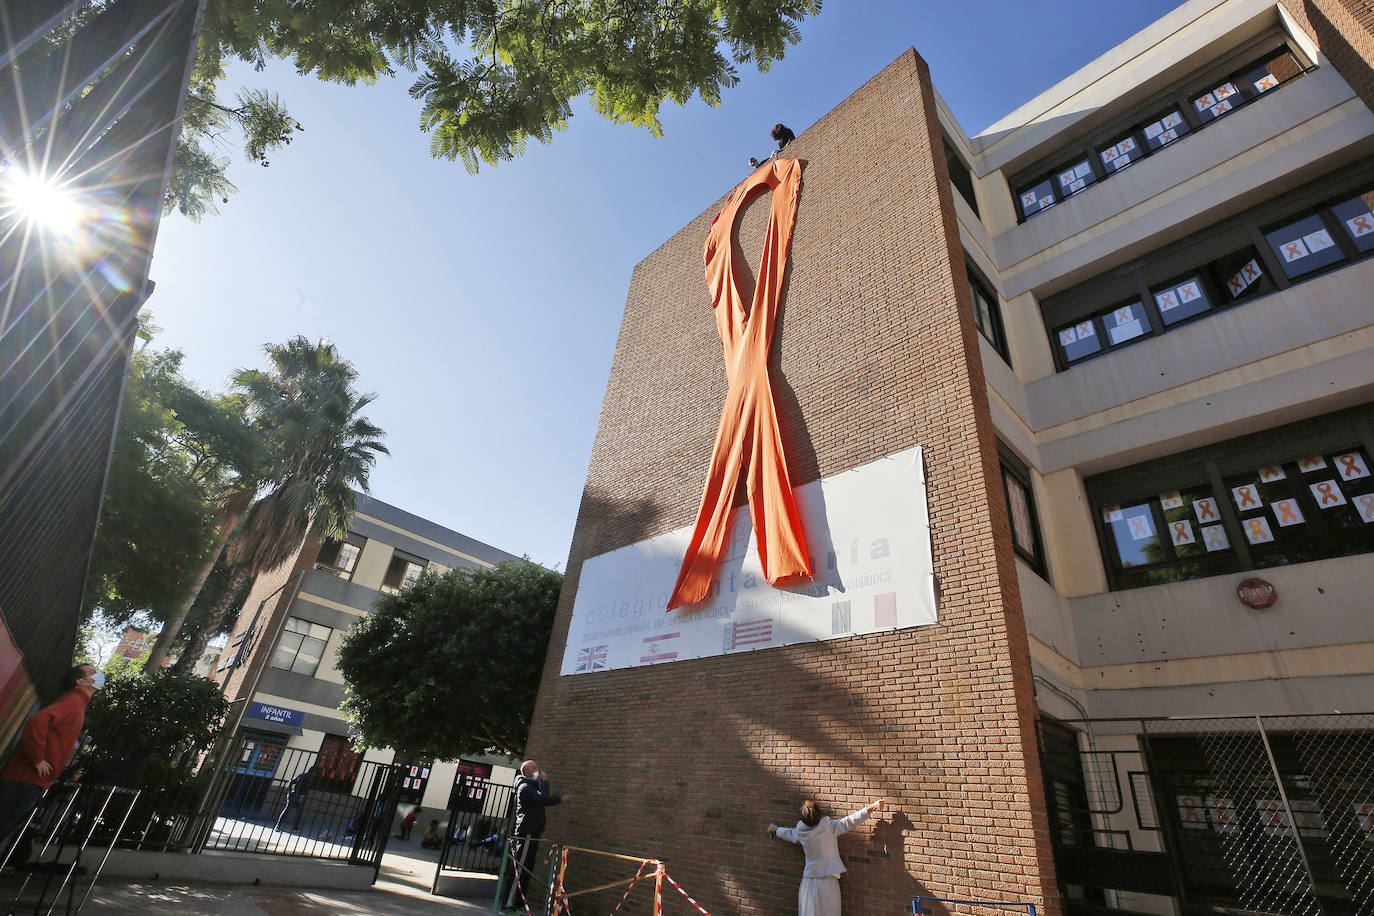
667,158,812,611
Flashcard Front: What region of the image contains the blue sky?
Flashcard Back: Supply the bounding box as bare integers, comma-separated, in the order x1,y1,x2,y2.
147,1,1180,568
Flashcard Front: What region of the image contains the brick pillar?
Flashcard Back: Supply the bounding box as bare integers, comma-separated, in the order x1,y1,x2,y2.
1283,0,1374,110
525,49,1060,916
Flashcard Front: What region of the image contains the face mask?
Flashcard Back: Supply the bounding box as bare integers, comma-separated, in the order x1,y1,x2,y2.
531,771,540,781
89,672,105,690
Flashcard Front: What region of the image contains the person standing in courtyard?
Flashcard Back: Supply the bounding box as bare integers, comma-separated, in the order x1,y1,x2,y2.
767,798,885,916
500,759,566,912
0,664,102,853
274,763,316,832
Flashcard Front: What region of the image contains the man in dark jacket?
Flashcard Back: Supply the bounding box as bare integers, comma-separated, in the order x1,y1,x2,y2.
500,759,566,911
274,764,316,832
0,664,101,852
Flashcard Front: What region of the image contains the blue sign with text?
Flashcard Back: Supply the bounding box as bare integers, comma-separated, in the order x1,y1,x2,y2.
246,702,304,726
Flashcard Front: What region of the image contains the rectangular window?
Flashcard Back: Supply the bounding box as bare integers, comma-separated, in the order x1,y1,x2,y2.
316,535,364,579
967,260,1009,364
1151,274,1212,326
316,734,360,793
381,551,427,595
396,760,433,805
1010,43,1308,224
1088,410,1374,590
1098,134,1144,174
1209,247,1272,303
943,137,980,217
1044,166,1373,371
1056,158,1097,199
1000,452,1048,579
448,760,494,812
1017,177,1057,219
1264,213,1346,279
1140,108,1189,152
1332,190,1374,252
270,616,332,676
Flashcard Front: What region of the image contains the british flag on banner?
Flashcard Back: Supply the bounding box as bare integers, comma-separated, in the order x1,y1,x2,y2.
574,645,609,673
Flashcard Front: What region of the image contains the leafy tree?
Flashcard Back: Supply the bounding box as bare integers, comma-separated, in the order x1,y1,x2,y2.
168,336,388,675
337,561,563,759
83,663,232,782
84,339,226,627
168,0,823,216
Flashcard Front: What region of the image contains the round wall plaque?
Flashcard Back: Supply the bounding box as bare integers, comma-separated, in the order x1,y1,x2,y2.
1237,577,1277,609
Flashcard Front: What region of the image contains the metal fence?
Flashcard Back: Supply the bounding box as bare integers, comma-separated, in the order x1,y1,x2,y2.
432,775,516,891
12,734,403,877
194,736,402,869
1042,713,1374,916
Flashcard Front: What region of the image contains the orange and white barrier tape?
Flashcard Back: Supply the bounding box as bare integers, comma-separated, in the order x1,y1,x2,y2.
660,869,713,916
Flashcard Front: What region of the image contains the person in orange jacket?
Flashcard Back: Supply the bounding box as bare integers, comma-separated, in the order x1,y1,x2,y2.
0,663,102,850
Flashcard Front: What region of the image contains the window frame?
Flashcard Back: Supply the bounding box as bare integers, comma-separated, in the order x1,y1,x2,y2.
270,615,333,677
1086,406,1374,591
1042,160,1374,371
999,447,1049,581
942,135,980,218
966,255,1010,365
380,549,428,595
1010,34,1312,224
315,533,366,580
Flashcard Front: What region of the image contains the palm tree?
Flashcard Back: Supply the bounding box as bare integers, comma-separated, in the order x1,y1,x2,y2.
168,337,388,676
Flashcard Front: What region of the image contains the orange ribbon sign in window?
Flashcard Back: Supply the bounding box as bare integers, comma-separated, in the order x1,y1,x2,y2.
667,158,812,610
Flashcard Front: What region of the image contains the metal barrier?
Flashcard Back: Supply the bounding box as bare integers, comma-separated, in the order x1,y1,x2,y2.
1,782,140,916
1042,712,1374,916
195,736,402,871
432,776,516,885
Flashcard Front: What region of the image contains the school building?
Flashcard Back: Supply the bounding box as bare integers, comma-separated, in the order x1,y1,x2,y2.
208,493,523,824
524,2,1374,915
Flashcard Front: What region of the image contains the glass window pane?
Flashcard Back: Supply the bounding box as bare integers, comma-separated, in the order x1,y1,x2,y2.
1056,159,1097,198
1018,178,1056,218
285,617,306,634
1192,80,1244,123
1153,276,1211,325
402,562,424,589
307,621,332,641
337,542,360,573
1265,214,1346,279
1004,471,1036,557
1098,134,1144,174
1141,108,1188,152
1104,502,1162,568
1210,247,1272,303
271,632,304,670
1057,319,1101,364
1102,301,1149,346
291,636,325,675
1244,49,1303,95
1331,192,1374,253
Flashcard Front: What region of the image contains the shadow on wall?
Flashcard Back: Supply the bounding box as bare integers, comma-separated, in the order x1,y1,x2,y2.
543,631,967,916
1299,0,1374,111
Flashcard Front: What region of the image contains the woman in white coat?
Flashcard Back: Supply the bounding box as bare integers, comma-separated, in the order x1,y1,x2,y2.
767,798,885,916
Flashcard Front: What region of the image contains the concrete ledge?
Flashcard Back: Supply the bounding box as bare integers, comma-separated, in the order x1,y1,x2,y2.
434,872,498,899
60,848,374,890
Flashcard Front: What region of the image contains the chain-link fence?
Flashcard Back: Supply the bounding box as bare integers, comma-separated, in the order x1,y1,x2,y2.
1042,713,1374,916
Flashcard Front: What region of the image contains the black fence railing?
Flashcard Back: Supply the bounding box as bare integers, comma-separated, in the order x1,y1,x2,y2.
195,738,402,869
1042,712,1374,916
432,776,517,892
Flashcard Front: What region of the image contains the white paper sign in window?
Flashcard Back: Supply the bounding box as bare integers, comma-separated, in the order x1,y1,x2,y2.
1254,73,1279,92
1279,237,1310,262
1159,491,1184,510
1310,480,1348,508
1335,452,1370,481
1356,493,1374,524
1227,259,1263,297
1202,524,1230,551
1243,517,1275,544
1231,484,1263,511
1257,465,1285,482
1272,498,1304,527
1347,211,1374,238
1168,519,1195,546
1193,497,1221,524
1299,456,1327,472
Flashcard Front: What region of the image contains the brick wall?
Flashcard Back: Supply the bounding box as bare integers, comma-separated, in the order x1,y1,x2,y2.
1282,0,1374,110
524,49,1059,916
214,536,319,705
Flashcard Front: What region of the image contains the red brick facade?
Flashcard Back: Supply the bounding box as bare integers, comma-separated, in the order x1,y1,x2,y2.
1281,0,1374,111
213,537,320,704
524,51,1059,916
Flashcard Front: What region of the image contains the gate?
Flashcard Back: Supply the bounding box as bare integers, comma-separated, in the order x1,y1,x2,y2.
1042,714,1374,916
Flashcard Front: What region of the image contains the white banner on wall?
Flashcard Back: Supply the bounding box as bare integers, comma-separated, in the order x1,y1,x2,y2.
561,446,936,676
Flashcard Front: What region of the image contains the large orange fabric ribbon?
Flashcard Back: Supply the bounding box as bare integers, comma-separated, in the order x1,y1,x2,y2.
667,159,812,610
